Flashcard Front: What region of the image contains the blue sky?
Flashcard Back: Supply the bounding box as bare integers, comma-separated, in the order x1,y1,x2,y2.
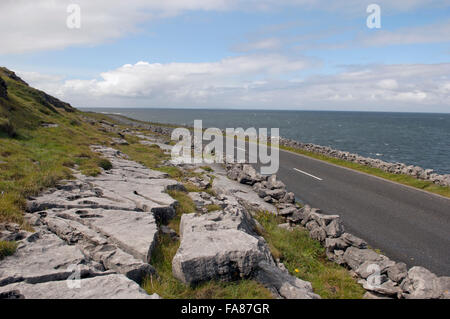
1,1,449,112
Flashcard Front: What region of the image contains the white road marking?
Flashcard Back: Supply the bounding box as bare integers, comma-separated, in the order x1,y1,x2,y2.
293,168,323,181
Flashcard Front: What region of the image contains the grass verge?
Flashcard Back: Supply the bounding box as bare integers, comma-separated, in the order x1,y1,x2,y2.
115,139,183,179
255,211,365,299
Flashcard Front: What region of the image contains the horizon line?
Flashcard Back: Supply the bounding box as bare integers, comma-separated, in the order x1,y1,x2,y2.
79,107,450,115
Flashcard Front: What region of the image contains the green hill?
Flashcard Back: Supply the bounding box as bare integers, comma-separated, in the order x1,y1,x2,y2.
0,67,119,225
0,67,74,137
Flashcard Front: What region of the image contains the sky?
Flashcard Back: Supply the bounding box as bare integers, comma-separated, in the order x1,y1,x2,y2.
0,0,449,112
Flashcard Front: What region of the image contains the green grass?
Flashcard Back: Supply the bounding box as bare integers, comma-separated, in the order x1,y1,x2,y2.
255,211,365,299
114,138,184,179
205,204,222,212
142,189,273,299
0,118,16,137
183,182,203,193
0,121,115,225
166,190,196,233
97,158,113,171
200,165,213,172
280,145,450,198
0,241,17,260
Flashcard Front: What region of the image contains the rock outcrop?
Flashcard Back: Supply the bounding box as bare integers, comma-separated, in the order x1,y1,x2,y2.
0,145,183,298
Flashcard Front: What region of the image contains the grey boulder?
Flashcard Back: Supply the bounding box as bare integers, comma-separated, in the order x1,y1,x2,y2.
401,267,449,299
172,209,273,285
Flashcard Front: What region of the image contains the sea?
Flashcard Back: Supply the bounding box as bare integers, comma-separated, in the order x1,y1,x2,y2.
82,108,450,174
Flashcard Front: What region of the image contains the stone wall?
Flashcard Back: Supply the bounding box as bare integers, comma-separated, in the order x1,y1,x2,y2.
279,137,450,187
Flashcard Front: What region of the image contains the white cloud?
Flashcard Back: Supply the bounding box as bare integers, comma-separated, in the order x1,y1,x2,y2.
1,0,447,54
234,38,283,52
377,79,399,90
57,55,311,100
19,59,450,112
0,0,236,54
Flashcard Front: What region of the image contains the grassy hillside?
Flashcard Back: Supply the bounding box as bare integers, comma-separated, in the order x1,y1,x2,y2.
0,67,133,226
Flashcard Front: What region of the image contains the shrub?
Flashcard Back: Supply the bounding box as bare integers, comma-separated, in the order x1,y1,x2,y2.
0,118,16,137
70,119,81,126
0,241,17,260
98,158,113,171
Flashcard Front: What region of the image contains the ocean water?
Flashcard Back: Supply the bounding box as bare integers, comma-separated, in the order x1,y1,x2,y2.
83,108,450,174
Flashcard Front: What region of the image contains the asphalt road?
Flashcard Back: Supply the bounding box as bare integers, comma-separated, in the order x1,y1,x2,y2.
238,141,450,276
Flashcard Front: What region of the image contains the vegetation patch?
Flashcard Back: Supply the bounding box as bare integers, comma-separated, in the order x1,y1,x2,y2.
0,241,17,260
97,158,113,171
0,124,112,224
205,204,222,212
255,211,365,299
114,141,184,179
183,182,203,193
0,118,16,137
166,190,196,233
200,165,213,172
